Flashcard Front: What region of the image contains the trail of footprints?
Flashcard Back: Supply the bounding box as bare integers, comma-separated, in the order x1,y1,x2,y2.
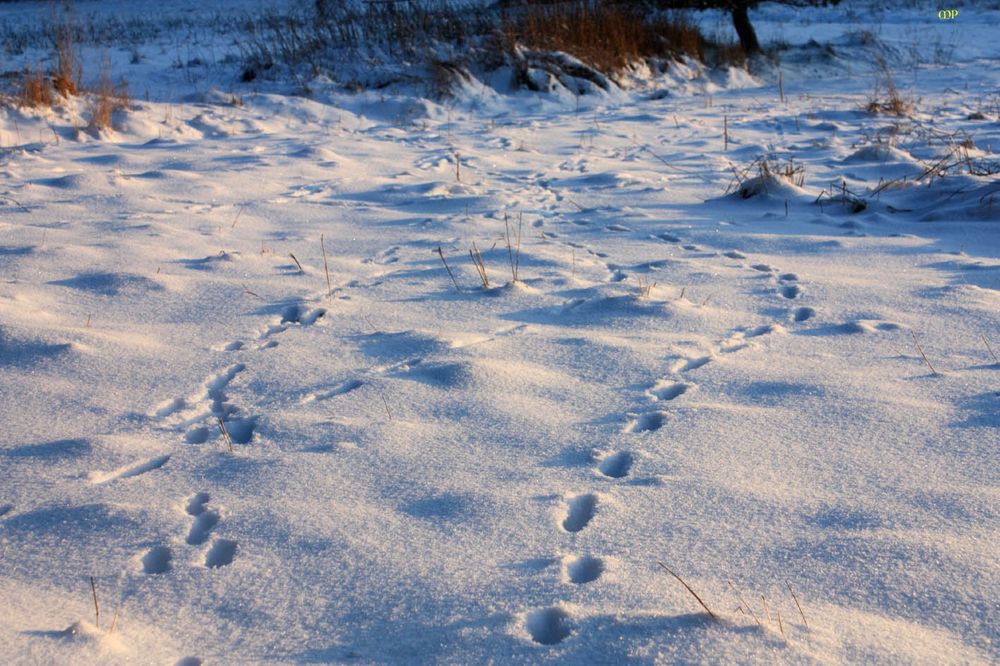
527,233,816,646
140,492,236,573
138,296,328,581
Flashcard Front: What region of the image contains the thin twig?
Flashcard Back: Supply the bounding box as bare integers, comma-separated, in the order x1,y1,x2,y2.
658,563,717,619
0,193,31,213
469,242,489,288
90,576,100,629
230,205,245,229
729,581,761,627
321,234,332,298
910,330,938,375
436,247,460,291
289,253,304,273
242,284,265,300
786,582,809,630
217,417,234,453
983,335,999,365
377,388,392,420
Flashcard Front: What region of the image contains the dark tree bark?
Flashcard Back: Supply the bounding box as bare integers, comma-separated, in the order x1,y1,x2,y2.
731,3,761,54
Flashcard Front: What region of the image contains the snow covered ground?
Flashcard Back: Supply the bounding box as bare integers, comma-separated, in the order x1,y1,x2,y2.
0,1,998,663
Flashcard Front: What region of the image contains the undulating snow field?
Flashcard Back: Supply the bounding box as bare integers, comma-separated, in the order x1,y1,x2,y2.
1,1,998,663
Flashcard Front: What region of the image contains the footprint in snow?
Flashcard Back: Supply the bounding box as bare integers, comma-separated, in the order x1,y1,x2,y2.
648,380,691,401
562,494,598,533
205,539,238,568
526,607,573,645
746,323,784,338
597,451,633,478
141,546,172,574
625,411,667,433
280,304,326,325
565,555,604,584
185,492,219,546
669,355,712,373
780,284,802,299
88,455,171,484
793,307,816,322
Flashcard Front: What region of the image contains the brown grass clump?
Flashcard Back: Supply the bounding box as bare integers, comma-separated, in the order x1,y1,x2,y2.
500,1,710,74
51,22,80,97
19,69,55,108
88,66,130,132
865,56,912,116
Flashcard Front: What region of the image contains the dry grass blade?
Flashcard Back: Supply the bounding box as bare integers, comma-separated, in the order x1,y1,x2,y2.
503,212,523,283
90,576,100,629
437,246,460,291
217,417,234,453
658,563,717,620
728,581,761,626
242,284,265,300
469,241,489,288
289,253,304,273
910,330,938,375
983,335,999,365
321,234,332,297
786,582,809,630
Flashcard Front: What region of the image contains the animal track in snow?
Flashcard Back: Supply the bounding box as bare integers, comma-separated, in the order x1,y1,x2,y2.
669,355,712,373
793,307,816,322
301,378,364,403
746,323,785,338
186,492,220,546
780,284,802,299
205,539,237,568
565,555,604,584
723,250,746,260
526,607,572,645
221,416,256,444
562,494,598,532
88,454,171,484
625,411,667,433
648,380,691,401
598,451,633,478
280,304,326,325
206,364,246,418
153,397,187,418
141,546,172,574
365,245,400,265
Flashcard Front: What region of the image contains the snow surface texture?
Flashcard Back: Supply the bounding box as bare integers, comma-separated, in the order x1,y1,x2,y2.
0,1,998,664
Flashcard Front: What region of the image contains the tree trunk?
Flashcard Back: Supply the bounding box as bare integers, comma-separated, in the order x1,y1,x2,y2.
731,3,761,55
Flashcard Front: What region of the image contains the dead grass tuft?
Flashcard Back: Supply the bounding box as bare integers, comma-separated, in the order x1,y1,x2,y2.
51,20,80,97
865,56,912,116
19,68,55,107
87,65,129,131
500,1,710,74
